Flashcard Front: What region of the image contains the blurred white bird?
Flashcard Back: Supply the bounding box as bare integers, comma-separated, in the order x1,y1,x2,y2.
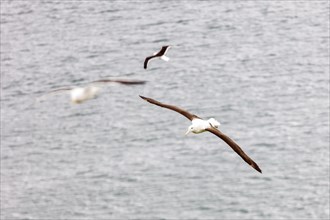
38,79,147,104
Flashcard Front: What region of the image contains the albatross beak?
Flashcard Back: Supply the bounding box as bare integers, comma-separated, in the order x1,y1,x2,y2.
185,129,191,136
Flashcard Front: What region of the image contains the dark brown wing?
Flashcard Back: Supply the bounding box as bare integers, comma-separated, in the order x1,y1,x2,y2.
206,127,262,173
139,95,199,121
157,46,170,56
91,79,146,85
144,56,156,69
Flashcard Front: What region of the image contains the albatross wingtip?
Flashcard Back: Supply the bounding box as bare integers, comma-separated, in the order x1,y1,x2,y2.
139,95,147,100
253,164,262,173
139,95,155,104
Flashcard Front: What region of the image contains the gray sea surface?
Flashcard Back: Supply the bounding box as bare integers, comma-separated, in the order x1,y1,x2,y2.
1,1,329,219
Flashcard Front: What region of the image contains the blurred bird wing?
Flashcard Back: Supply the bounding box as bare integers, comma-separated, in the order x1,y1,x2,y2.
36,87,73,102
89,79,147,87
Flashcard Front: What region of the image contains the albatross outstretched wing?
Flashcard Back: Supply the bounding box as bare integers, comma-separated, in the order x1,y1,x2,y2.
47,87,73,94
139,95,200,121
206,127,262,173
157,46,170,56
144,56,157,69
91,79,147,85
36,87,73,102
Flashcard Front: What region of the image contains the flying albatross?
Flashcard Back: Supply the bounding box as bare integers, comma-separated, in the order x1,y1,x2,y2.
139,95,262,173
144,45,171,69
38,79,146,104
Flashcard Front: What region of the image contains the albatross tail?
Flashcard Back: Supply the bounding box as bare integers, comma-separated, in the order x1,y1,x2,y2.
160,56,170,62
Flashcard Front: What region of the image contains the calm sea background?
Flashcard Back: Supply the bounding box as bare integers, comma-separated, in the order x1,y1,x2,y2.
1,1,329,219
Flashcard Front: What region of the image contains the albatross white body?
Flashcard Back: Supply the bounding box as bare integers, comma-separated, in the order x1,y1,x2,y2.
186,118,221,135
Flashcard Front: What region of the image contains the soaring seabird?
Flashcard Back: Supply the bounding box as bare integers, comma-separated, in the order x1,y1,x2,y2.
139,95,262,173
144,45,171,69
38,79,146,104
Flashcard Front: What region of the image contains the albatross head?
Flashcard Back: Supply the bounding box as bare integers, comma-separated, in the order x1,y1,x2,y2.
185,125,194,135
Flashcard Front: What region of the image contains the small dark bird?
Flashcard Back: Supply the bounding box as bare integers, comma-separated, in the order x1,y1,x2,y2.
144,45,171,69
139,95,262,173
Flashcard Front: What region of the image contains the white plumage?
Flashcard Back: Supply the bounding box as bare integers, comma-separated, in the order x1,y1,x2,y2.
70,86,100,104
185,118,221,135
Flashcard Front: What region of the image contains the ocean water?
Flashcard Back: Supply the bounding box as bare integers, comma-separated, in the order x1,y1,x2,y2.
1,1,329,219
